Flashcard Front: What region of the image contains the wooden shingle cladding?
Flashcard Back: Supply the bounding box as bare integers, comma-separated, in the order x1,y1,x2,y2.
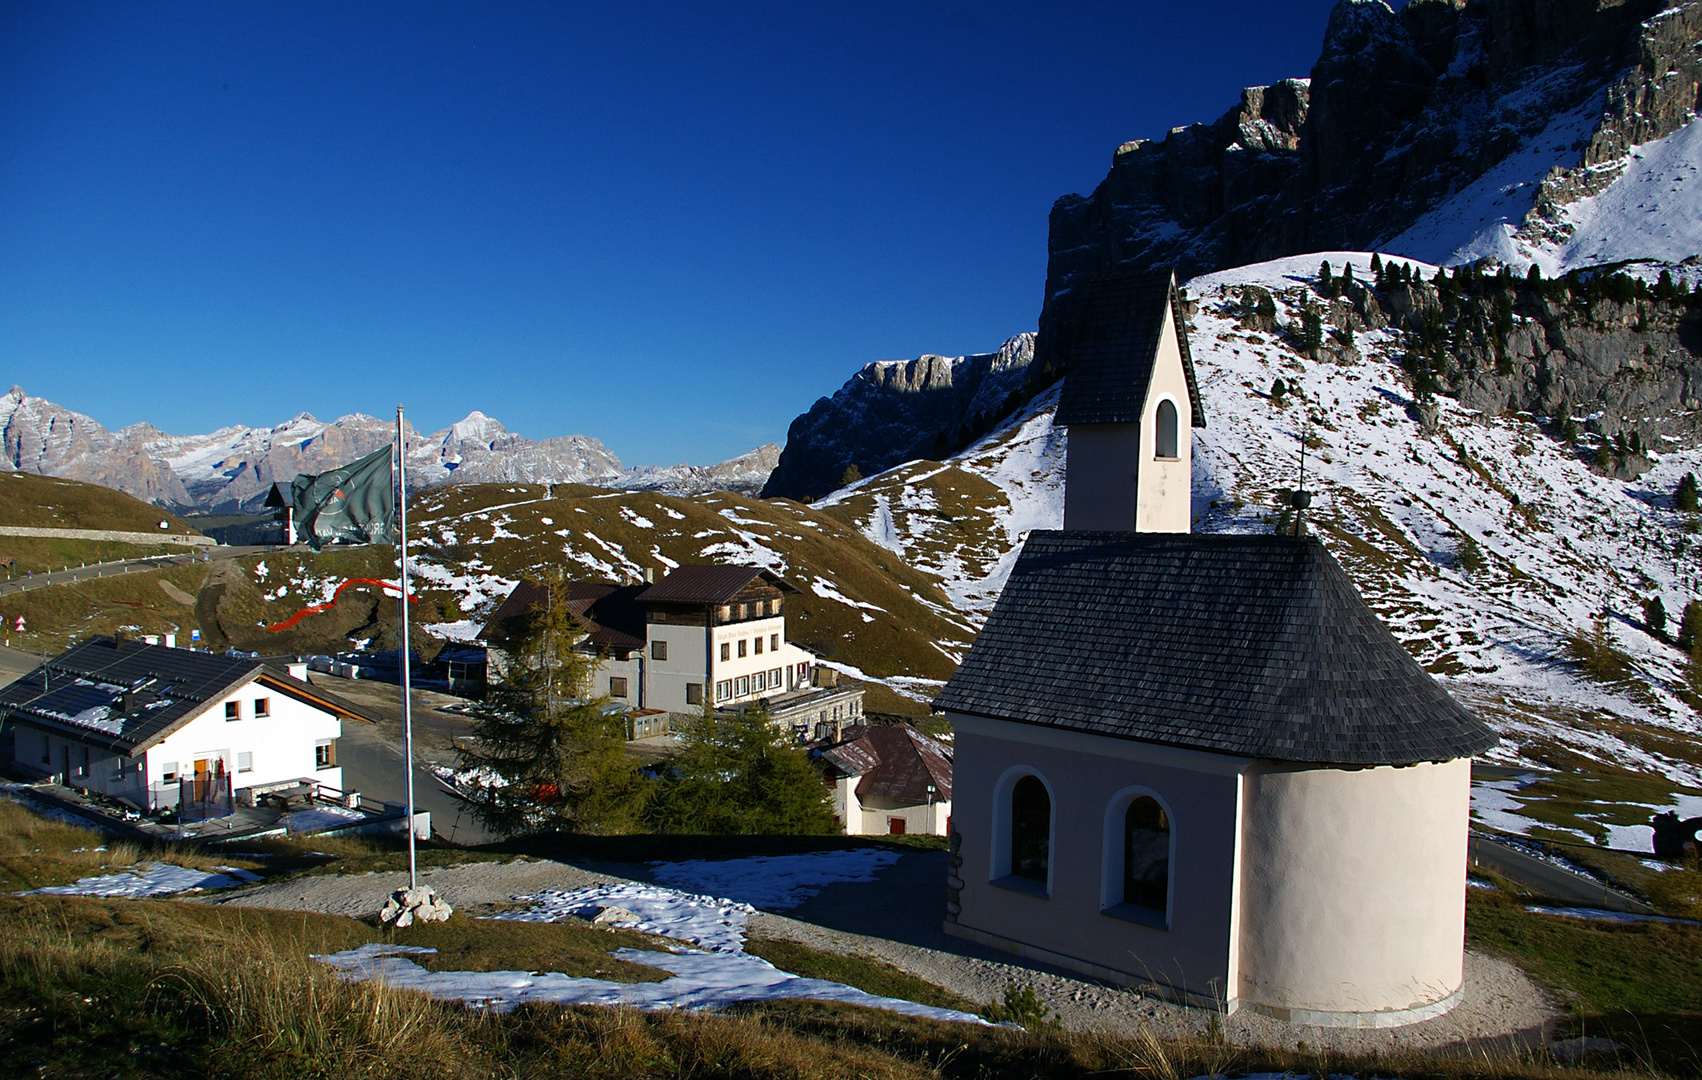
1048,270,1206,429
934,531,1496,766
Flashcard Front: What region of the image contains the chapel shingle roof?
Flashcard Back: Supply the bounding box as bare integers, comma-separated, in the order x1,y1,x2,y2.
933,532,1496,766
0,636,373,756
1048,270,1206,429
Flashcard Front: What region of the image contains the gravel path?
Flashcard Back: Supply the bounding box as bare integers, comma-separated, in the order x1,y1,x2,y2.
214,850,1558,1053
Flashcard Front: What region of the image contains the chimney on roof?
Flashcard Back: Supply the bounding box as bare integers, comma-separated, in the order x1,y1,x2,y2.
644,567,656,584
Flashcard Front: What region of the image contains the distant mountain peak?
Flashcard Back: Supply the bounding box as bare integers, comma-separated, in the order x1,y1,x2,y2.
0,389,777,512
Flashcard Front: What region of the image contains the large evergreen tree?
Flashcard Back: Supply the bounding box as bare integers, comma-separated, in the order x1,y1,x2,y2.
650,701,838,835
461,574,650,836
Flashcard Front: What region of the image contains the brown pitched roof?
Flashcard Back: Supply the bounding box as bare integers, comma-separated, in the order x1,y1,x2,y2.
819,722,952,806
478,579,646,652
635,565,799,605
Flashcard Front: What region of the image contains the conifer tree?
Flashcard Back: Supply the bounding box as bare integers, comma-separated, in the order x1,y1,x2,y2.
1300,304,1324,353
1645,595,1669,640
1678,472,1699,512
1370,252,1384,282
650,700,837,835
1678,600,1702,652
462,574,650,836
1318,260,1334,297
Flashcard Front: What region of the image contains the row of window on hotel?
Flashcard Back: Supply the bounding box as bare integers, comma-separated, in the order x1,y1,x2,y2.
1008,775,1172,918
719,599,782,621
721,633,780,660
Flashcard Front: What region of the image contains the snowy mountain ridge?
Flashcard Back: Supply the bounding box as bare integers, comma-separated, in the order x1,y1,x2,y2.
1040,0,1702,310
0,387,778,513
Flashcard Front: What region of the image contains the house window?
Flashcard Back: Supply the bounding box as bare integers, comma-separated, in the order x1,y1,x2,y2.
720,642,731,661
1010,776,1051,883
161,761,178,782
237,751,253,773
797,661,809,684
1155,399,1179,459
753,636,763,655
770,633,779,651
715,679,732,701
738,603,748,619
253,697,270,717
769,667,781,687
652,640,667,661
609,676,629,698
225,701,240,720
718,605,731,622
314,740,336,769
735,675,750,696
737,639,748,658
1123,797,1171,912
685,682,703,706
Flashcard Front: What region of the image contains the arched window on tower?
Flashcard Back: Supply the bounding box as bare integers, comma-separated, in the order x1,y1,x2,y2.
1010,775,1051,883
1155,399,1179,459
1123,796,1170,912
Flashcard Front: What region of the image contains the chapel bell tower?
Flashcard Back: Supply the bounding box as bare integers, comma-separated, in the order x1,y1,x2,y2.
1048,270,1204,533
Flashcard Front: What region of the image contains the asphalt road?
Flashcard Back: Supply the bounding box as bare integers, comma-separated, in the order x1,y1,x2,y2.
0,544,277,597
310,672,498,846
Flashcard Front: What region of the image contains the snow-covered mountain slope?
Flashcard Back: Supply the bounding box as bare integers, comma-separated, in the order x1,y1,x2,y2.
396,482,975,709
0,388,777,512
817,253,1702,788
1390,112,1702,274
1041,0,1702,309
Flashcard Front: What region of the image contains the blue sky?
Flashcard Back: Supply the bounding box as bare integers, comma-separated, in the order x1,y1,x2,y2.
2,1,1342,466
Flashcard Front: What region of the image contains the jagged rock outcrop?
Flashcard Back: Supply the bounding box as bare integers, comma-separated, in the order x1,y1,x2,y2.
760,334,1036,502
1287,263,1702,469
1041,0,1694,329
0,387,775,511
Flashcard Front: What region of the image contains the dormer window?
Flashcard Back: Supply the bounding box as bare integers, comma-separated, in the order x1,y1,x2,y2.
1155,399,1179,459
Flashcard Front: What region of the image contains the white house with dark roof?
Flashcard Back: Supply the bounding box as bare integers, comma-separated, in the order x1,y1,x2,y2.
816,721,952,836
0,636,372,813
933,270,1496,1027
482,566,825,717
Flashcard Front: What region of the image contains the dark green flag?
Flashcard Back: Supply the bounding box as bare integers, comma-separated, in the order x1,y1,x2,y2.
288,445,397,550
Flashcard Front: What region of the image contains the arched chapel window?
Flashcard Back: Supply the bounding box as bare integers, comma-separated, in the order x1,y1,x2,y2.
1010,775,1050,883
1123,796,1170,911
1155,399,1179,459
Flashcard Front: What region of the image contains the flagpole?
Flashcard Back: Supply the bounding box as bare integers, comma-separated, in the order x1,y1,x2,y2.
397,404,417,891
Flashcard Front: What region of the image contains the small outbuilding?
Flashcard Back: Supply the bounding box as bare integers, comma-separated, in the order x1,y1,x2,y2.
816,721,952,836
933,270,1496,1027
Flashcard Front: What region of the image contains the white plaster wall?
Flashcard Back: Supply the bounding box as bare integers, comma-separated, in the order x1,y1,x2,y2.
1135,303,1193,534
1062,424,1140,531
948,715,1243,1005
645,622,710,711
1237,758,1471,1018
145,681,344,796
858,796,951,836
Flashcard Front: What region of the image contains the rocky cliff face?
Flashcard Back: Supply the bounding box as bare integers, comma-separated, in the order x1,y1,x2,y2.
0,388,774,511
760,334,1036,502
1040,0,1698,321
